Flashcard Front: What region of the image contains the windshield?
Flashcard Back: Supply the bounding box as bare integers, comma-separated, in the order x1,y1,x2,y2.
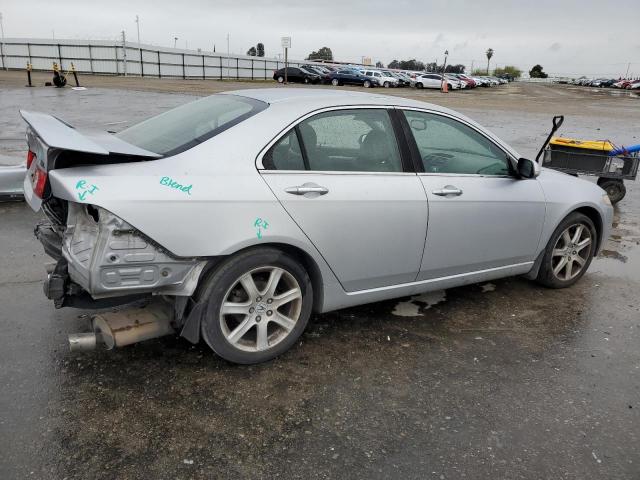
117,94,268,156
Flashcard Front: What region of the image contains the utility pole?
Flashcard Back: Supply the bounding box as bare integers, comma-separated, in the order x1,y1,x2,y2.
226,33,230,79
0,12,6,71
173,36,178,48
625,62,631,79
121,30,127,76
135,15,141,46
471,60,474,74
135,15,142,76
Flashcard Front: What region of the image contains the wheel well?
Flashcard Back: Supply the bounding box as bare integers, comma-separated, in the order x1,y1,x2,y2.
573,206,603,251
263,243,324,313
199,243,324,314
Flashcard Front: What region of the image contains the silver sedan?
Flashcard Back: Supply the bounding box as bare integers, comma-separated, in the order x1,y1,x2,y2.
22,89,613,363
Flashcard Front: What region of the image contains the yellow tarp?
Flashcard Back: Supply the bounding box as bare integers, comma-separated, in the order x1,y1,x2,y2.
550,137,614,151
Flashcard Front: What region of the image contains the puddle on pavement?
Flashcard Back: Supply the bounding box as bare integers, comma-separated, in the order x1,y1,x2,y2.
391,290,446,317
591,202,640,281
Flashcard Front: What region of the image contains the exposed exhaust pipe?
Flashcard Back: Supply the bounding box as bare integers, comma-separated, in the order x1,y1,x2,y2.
68,332,100,352
68,302,174,352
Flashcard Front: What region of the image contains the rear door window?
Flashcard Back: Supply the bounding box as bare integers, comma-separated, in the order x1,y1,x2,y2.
298,109,402,172
264,109,404,173
263,130,306,171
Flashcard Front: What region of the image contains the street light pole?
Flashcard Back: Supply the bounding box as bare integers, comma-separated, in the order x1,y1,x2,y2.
173,36,178,48
226,33,230,79
441,49,449,92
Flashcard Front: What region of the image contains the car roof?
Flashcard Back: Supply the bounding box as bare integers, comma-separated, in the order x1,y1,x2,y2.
223,87,447,111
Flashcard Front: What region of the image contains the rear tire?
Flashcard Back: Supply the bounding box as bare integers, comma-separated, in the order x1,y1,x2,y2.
535,212,597,288
383,81,390,88
416,82,423,89
304,77,310,84
597,178,626,204
200,248,313,364
277,76,284,83
364,80,372,88
331,78,340,86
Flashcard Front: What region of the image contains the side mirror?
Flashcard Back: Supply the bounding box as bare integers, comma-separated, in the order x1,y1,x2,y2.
517,158,540,179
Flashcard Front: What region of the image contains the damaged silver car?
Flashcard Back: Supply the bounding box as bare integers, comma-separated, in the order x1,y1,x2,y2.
22,89,613,364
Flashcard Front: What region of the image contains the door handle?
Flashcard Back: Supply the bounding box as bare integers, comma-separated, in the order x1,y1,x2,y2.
432,186,463,197
285,183,329,196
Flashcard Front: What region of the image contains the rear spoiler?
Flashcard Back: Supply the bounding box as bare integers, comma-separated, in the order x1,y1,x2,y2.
20,110,161,159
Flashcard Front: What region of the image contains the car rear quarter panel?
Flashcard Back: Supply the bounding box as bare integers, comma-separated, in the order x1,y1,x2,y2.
47,115,342,307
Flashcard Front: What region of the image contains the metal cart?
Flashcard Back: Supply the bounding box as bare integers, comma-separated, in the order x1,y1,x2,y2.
535,116,639,204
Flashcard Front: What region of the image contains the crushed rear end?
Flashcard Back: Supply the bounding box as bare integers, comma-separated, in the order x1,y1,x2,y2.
22,110,208,349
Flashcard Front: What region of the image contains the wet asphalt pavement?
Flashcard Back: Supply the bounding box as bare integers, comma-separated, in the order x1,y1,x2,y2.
1,78,639,479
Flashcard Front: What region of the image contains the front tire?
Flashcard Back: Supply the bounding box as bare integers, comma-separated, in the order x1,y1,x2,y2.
363,80,372,88
200,248,313,364
597,178,626,204
415,82,423,89
277,76,284,83
383,81,390,88
331,78,340,86
535,212,597,288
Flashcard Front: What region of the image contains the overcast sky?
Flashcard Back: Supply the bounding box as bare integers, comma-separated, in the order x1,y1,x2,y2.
3,0,640,77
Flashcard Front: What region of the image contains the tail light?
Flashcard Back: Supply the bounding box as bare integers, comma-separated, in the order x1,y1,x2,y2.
32,165,48,198
26,150,36,169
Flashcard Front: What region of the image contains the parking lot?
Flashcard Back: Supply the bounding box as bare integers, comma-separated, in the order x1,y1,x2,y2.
1,72,639,479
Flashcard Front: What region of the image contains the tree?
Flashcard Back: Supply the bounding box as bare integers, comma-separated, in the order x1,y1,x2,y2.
445,64,466,74
375,61,384,68
256,43,265,57
529,64,548,78
246,46,257,56
307,47,333,61
486,48,494,74
389,59,424,71
493,65,522,78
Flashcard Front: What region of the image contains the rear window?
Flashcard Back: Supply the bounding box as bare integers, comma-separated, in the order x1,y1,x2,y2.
116,94,268,156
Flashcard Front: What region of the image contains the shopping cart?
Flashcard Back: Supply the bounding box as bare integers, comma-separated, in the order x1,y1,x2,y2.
536,116,639,204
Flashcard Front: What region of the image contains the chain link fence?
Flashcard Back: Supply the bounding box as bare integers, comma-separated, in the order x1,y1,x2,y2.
0,38,303,80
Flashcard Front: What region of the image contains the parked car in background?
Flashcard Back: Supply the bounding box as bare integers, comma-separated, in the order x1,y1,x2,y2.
360,70,399,87
273,67,321,84
22,88,613,364
411,73,459,90
454,74,477,88
445,75,465,89
329,69,374,87
302,65,332,84
0,164,25,201
383,71,410,87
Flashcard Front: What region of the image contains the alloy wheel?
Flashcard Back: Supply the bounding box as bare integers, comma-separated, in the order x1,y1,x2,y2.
219,266,303,352
551,223,593,281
